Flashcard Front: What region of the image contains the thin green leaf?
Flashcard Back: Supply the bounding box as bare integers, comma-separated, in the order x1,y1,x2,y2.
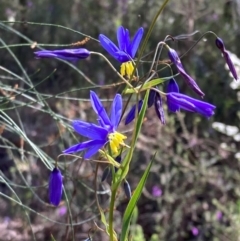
124,74,179,94
120,154,155,241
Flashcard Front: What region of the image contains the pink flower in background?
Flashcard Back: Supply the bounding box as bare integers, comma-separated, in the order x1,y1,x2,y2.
58,206,67,216
151,185,162,197
216,210,223,221
191,227,199,236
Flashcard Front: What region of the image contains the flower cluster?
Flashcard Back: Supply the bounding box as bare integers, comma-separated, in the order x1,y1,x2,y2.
35,26,238,207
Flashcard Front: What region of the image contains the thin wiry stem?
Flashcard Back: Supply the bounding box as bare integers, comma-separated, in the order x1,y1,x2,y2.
90,52,137,92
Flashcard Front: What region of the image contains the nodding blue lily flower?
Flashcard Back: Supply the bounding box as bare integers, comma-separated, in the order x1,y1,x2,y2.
215,37,238,81
99,26,144,78
49,167,63,206
167,92,216,118
167,78,180,112
168,47,205,97
34,48,90,61
63,91,126,158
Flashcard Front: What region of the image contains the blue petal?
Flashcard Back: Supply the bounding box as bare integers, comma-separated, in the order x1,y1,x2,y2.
129,27,144,58
125,29,131,54
115,51,131,62
167,101,180,112
117,26,126,51
73,120,108,140
167,78,179,93
110,94,122,130
63,139,105,154
172,93,216,109
84,140,107,159
99,34,119,60
166,78,180,112
167,94,196,113
90,91,112,128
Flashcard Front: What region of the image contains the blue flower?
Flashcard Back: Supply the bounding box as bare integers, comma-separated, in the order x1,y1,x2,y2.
34,48,90,61
168,47,205,97
99,26,144,63
215,37,238,81
167,92,216,118
63,91,126,158
99,26,144,77
49,167,63,206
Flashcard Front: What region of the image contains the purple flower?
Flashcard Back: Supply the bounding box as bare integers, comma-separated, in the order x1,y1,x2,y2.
152,185,162,197
191,227,199,236
167,78,180,112
99,26,144,63
34,48,90,61
125,99,143,125
167,92,216,118
154,92,165,124
49,167,63,206
168,48,205,97
216,37,238,80
216,210,223,221
58,206,67,216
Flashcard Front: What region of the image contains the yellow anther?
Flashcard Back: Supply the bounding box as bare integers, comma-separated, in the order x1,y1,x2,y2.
120,61,134,78
108,132,127,156
120,63,126,77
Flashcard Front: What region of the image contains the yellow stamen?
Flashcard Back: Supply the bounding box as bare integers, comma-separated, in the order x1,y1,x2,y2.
108,132,127,156
120,61,134,78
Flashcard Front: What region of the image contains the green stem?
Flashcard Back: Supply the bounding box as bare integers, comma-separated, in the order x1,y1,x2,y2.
109,188,117,241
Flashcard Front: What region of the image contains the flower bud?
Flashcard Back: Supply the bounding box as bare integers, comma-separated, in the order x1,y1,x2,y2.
168,47,204,97
34,48,90,61
215,37,238,80
114,154,122,172
123,180,131,199
154,93,165,124
101,166,110,182
125,100,143,125
49,167,63,206
148,89,156,108
215,37,225,51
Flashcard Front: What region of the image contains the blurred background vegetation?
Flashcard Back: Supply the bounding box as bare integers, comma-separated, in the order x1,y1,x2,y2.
0,0,240,240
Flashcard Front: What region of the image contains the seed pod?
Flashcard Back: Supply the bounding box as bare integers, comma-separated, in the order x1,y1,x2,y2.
123,180,131,199
114,154,122,172
154,92,166,124
101,166,110,182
